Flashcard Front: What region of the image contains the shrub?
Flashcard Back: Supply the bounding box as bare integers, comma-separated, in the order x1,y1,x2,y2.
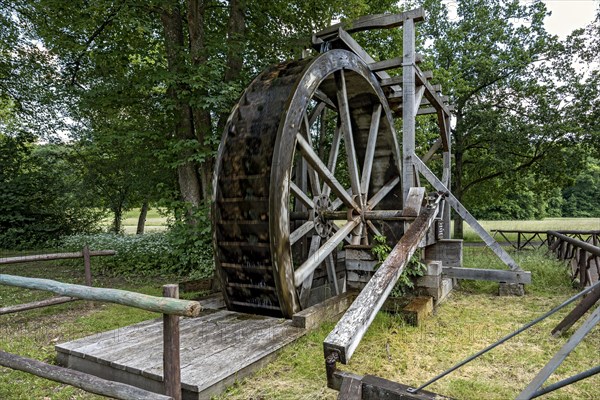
61,231,214,278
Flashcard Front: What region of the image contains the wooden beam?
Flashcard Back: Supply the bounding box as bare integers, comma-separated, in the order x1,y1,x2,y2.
292,291,357,330
412,155,520,271
323,205,439,364
552,285,600,337
338,376,362,399
0,274,202,317
0,250,116,265
163,284,182,400
0,350,172,400
0,296,78,315
442,267,531,284
314,8,425,38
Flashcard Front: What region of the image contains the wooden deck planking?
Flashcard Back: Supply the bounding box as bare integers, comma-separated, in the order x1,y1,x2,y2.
56,310,305,399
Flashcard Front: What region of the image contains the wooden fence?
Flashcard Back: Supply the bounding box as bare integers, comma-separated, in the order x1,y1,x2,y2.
0,247,115,315
547,231,600,288
491,230,599,251
0,274,201,399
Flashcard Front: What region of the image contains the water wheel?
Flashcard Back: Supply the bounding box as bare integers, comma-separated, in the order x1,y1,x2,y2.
212,49,404,318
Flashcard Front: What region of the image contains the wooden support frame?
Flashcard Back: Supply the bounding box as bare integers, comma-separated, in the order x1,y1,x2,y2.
323,204,439,364
412,155,520,271
442,267,531,284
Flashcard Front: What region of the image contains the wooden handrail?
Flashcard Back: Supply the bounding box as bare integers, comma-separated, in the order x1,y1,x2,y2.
0,250,116,265
0,274,201,317
547,232,600,257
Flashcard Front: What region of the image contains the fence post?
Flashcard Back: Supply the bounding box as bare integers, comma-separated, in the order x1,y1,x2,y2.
163,284,181,400
578,249,587,288
83,246,92,286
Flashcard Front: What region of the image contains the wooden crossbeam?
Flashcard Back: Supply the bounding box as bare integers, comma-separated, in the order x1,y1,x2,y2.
314,8,425,38
442,267,532,284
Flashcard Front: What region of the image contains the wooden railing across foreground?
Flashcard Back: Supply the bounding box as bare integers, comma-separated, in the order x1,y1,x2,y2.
0,257,201,400
548,231,600,288
0,247,115,315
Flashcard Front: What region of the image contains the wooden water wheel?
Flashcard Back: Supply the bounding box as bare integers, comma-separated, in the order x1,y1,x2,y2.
212,49,405,318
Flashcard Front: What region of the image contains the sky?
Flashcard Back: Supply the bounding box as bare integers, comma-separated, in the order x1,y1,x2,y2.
542,0,599,38
442,0,599,38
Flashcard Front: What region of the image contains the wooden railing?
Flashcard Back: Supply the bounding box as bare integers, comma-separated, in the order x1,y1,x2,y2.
491,230,599,251
0,247,115,315
0,274,201,400
547,231,600,288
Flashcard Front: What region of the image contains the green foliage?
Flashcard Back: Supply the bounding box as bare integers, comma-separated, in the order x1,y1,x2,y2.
561,158,600,217
0,135,102,248
61,227,214,278
372,235,427,297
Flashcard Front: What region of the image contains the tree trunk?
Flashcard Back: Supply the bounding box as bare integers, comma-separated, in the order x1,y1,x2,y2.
215,0,246,140
136,201,149,235
187,0,213,202
112,206,122,234
160,5,202,213
452,114,464,239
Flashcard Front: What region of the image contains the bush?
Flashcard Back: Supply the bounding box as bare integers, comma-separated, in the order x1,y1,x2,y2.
61,231,214,278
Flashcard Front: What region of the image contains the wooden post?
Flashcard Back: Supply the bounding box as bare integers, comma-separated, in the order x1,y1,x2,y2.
578,249,587,288
402,17,416,203
163,284,181,400
83,246,92,286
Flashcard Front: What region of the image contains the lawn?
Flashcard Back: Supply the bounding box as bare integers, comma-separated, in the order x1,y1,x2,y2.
100,208,169,234
0,220,598,399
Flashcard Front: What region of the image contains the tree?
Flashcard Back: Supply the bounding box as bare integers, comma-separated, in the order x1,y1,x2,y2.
0,134,101,247
421,0,590,236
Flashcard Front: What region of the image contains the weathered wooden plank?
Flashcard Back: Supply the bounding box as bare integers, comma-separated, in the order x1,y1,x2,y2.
369,57,402,72
338,375,362,399
552,285,600,337
361,374,453,399
314,9,425,38
292,291,357,330
323,205,439,364
0,274,201,317
442,267,531,284
0,296,78,315
403,187,425,217
0,250,116,264
0,350,171,400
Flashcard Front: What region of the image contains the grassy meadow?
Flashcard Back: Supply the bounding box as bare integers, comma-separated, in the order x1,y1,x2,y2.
0,217,599,399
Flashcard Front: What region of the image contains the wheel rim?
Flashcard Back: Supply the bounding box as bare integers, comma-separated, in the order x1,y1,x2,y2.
270,49,403,317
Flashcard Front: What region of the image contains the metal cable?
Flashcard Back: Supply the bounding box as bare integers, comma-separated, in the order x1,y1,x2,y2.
407,280,600,394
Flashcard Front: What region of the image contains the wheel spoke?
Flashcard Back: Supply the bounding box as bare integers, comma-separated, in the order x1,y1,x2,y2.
335,70,362,206
296,133,360,212
367,176,400,210
308,101,326,127
322,124,342,198
366,220,383,237
290,221,315,245
360,104,382,200
325,254,340,295
294,217,360,285
299,235,322,307
290,181,314,209
302,113,322,196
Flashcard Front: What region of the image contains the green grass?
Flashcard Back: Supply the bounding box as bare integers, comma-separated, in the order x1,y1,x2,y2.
461,217,599,243
0,259,176,399
217,250,599,400
1,225,599,399
100,208,168,234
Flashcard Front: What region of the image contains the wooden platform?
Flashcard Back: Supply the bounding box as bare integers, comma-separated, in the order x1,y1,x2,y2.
56,310,305,399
